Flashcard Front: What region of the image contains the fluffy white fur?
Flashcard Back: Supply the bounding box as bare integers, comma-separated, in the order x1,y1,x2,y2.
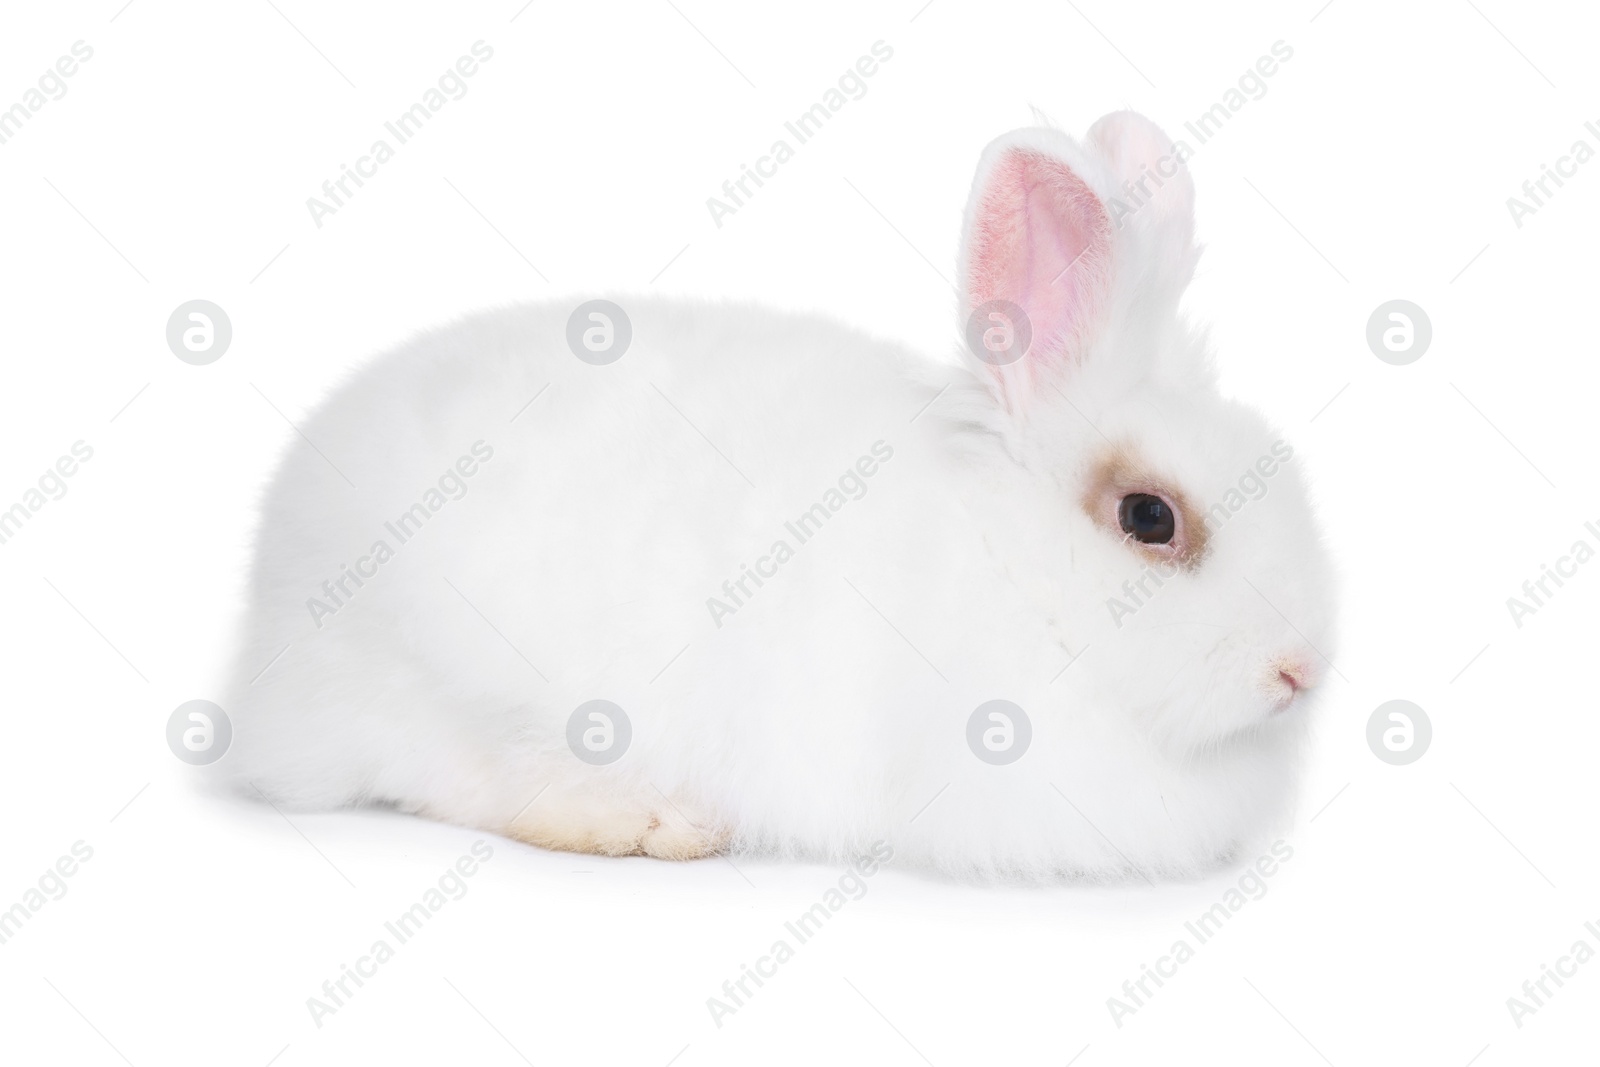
219,112,1336,881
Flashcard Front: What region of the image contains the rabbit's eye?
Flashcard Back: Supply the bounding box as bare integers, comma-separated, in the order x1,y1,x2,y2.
1119,493,1175,545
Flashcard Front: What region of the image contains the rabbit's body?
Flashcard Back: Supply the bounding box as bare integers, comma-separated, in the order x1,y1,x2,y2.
224,113,1336,881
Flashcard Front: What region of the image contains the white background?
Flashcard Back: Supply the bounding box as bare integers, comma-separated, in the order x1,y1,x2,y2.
1,1,1596,1064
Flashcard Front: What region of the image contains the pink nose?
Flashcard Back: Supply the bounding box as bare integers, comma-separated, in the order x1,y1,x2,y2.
1273,657,1317,695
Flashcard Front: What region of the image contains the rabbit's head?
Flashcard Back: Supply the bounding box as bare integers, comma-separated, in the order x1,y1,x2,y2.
954,111,1337,754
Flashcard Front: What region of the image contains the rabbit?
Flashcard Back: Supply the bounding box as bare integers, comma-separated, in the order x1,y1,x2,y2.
217,109,1336,882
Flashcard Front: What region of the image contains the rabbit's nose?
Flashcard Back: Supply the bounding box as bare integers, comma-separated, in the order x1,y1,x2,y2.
1269,656,1318,706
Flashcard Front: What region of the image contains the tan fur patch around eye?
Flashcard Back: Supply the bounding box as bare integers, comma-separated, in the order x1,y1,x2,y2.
1081,447,1209,567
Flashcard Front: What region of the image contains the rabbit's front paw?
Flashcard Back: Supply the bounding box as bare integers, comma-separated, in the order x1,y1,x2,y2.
639,800,730,861
508,786,728,860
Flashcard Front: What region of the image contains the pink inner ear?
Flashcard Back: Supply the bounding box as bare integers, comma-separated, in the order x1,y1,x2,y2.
967,150,1111,369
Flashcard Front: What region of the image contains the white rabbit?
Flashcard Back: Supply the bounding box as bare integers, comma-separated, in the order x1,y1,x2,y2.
219,110,1336,881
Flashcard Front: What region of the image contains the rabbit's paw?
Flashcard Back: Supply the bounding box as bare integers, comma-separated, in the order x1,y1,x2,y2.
509,798,651,857
639,800,730,861
508,789,727,860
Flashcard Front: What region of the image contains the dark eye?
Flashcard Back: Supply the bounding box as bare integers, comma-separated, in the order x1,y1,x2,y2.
1118,493,1175,545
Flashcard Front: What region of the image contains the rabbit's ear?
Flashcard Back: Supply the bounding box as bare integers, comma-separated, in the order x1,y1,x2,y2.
1087,111,1197,284
959,131,1113,408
